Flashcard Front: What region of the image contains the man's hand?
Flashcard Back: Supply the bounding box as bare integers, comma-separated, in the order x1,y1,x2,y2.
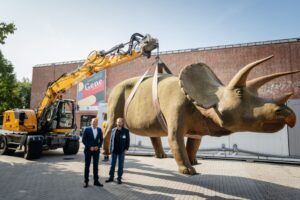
90,146,99,152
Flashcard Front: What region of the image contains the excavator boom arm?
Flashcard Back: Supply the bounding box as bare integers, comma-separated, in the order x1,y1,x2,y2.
37,33,158,118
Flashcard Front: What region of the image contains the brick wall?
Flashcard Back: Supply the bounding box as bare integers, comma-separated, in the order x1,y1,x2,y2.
31,63,81,109
106,41,300,99
31,39,300,111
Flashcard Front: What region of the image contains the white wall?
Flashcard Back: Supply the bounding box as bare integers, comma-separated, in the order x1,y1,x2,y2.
97,103,107,126
131,128,289,156
227,128,289,156
198,127,289,156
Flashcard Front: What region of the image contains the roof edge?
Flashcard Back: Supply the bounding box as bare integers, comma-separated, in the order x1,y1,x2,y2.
34,37,300,68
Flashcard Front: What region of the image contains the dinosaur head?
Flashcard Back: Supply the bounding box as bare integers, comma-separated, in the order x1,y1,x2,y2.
179,56,298,133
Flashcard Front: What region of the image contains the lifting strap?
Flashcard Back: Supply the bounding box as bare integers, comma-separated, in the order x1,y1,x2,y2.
152,61,170,132
124,59,172,132
124,68,150,119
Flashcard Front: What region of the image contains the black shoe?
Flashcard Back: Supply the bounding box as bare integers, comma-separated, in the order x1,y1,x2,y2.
105,177,114,183
117,178,122,184
102,156,109,162
94,181,103,187
83,182,88,188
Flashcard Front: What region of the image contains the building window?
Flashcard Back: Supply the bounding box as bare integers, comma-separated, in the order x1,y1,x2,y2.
80,115,96,128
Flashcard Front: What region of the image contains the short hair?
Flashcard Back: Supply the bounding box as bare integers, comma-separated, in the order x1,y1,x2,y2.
116,117,124,122
91,118,98,122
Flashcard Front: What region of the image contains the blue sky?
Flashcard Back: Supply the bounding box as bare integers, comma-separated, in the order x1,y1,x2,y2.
0,0,299,80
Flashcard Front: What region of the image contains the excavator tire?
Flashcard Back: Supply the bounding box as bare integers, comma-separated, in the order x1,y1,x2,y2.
24,141,43,160
63,140,79,155
0,136,16,155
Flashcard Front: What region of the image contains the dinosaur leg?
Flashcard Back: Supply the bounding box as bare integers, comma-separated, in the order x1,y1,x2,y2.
102,119,114,157
168,127,196,175
103,89,125,156
186,137,201,165
150,137,167,158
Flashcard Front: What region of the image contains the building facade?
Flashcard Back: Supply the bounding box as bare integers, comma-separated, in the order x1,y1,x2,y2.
32,38,300,106
31,38,300,158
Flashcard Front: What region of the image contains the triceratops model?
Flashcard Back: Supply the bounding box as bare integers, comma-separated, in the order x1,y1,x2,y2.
103,56,298,175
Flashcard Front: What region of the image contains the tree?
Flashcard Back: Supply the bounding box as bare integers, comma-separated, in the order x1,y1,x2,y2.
0,51,21,112
17,78,32,109
0,22,16,44
0,22,20,113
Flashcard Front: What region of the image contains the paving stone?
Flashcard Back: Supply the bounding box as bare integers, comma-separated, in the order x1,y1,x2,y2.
0,147,299,200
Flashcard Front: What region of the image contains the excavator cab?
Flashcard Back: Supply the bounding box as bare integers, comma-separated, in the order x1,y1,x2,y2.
39,99,75,133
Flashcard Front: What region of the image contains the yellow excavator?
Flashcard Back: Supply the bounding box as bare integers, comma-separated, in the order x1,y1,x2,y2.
0,33,158,159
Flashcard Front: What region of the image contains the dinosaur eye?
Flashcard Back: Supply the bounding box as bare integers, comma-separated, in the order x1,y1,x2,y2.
235,88,243,97
275,107,283,114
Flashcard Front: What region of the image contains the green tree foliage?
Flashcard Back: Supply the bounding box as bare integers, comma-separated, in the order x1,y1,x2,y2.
0,22,23,113
0,22,32,112
17,78,32,109
0,51,21,112
0,22,16,44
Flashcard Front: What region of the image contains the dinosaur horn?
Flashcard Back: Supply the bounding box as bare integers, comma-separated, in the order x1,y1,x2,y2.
227,55,273,89
274,92,293,105
247,70,300,93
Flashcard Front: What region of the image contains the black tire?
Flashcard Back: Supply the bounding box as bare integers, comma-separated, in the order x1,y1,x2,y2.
24,141,43,160
6,149,16,155
0,136,15,155
63,140,80,155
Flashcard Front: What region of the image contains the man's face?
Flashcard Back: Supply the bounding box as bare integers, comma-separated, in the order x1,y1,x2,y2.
91,119,98,128
116,118,124,128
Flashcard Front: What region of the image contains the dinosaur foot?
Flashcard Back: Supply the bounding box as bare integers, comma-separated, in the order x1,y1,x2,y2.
155,152,168,159
178,165,197,175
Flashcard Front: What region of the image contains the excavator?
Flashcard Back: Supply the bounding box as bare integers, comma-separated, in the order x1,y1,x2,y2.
0,33,158,159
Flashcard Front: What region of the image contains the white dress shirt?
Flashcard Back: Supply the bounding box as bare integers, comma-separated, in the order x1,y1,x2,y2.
92,128,98,139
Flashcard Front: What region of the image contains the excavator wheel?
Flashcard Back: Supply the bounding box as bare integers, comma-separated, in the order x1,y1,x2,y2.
24,141,43,160
0,136,16,155
63,140,80,155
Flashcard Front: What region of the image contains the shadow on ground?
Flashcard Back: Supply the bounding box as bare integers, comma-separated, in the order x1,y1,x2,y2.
124,157,300,200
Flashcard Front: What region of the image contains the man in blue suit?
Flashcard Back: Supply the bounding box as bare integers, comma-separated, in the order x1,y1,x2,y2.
105,118,130,184
82,118,103,188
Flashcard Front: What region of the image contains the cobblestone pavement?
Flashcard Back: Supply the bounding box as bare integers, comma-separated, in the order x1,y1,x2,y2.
0,146,300,200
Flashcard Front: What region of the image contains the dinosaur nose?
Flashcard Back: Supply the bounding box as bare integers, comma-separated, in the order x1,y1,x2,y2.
275,106,296,128
285,111,296,128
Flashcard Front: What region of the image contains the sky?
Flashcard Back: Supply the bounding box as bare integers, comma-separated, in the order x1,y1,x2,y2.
0,0,299,80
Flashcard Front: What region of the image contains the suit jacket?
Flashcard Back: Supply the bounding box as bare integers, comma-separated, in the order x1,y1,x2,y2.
82,127,103,152
110,127,130,154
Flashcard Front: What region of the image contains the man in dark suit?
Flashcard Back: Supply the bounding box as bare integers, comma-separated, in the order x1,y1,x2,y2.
105,118,130,184
82,118,103,188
